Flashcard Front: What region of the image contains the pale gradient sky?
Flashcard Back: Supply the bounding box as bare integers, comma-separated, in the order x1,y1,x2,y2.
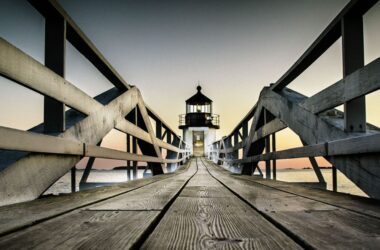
1,0,379,169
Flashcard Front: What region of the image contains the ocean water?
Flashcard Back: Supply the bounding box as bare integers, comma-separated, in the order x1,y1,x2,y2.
44,168,368,198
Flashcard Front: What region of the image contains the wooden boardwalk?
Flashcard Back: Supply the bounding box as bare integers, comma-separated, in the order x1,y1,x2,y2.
0,158,379,249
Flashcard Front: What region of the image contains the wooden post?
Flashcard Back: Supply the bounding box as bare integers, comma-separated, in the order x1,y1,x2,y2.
342,13,365,132
156,120,162,140
272,133,276,180
71,167,76,192
126,134,131,180
242,122,248,138
44,13,66,133
264,110,271,179
133,108,138,179
332,166,337,192
233,131,239,162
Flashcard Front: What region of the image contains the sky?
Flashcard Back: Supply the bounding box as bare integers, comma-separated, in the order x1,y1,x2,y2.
1,0,380,169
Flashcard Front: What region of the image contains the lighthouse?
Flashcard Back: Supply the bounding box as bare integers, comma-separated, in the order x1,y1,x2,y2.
179,85,219,156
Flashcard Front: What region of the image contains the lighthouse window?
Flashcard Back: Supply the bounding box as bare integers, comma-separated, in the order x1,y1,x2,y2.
197,105,201,112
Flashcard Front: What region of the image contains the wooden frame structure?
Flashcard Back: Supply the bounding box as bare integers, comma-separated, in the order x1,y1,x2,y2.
209,0,380,199
0,0,190,206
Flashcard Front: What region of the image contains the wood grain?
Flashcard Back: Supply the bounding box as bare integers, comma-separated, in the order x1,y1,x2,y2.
143,160,300,249
204,159,380,249
0,210,159,249
0,161,191,235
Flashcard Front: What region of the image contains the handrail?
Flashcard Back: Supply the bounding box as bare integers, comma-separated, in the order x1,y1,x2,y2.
208,0,380,200
0,1,191,205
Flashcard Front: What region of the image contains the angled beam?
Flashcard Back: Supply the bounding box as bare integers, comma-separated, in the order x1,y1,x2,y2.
0,88,139,205
242,104,264,175
301,139,325,184
261,87,380,198
80,140,102,185
137,96,164,175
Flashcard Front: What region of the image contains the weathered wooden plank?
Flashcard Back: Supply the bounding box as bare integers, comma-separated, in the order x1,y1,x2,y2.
29,0,130,91
0,126,83,155
142,160,300,249
270,0,378,91
204,159,380,249
180,186,233,198
0,161,191,236
0,159,190,235
243,177,380,220
88,163,196,211
86,145,162,163
301,58,380,114
0,37,100,115
0,210,159,249
261,88,380,198
0,88,140,205
143,197,300,249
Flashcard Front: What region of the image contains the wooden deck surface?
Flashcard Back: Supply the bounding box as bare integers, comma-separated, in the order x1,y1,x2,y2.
0,158,380,249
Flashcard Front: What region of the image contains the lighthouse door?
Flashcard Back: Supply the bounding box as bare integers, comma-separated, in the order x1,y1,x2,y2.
192,131,204,156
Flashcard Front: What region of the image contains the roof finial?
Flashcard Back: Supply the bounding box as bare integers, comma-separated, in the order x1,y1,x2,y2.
197,81,201,92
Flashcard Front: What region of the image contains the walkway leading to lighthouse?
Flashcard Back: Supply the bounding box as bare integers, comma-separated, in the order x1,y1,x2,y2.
0,158,380,249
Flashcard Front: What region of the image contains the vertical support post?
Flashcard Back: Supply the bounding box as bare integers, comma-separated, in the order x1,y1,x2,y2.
71,167,76,192
233,130,239,163
242,122,248,138
272,133,276,180
264,110,271,179
126,134,131,180
332,166,338,192
342,13,365,132
44,13,66,133
156,120,162,140
133,108,138,179
166,132,175,171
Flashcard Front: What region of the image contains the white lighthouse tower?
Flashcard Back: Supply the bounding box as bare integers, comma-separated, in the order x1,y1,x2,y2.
179,85,220,156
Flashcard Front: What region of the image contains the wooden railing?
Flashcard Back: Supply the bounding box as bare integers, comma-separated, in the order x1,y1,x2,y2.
0,0,190,206
208,0,380,199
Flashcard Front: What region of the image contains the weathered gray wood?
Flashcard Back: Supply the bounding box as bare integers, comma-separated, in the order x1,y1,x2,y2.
142,159,300,249
204,159,380,249
301,58,380,114
44,13,66,133
0,161,191,236
88,164,196,211
0,88,139,205
300,139,325,184
270,0,378,91
0,210,160,249
261,88,380,198
0,38,99,115
30,0,130,91
246,177,380,220
0,126,83,155
180,186,233,198
143,197,300,249
137,98,164,174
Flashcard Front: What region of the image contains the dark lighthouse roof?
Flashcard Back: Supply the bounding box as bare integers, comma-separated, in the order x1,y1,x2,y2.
186,86,212,105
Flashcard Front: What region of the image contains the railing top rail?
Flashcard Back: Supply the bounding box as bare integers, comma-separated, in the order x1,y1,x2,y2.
270,0,378,91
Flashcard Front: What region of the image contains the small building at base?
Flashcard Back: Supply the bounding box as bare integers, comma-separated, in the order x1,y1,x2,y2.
179,85,219,156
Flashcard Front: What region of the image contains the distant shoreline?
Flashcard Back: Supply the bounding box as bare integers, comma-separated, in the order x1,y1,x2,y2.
73,166,333,171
